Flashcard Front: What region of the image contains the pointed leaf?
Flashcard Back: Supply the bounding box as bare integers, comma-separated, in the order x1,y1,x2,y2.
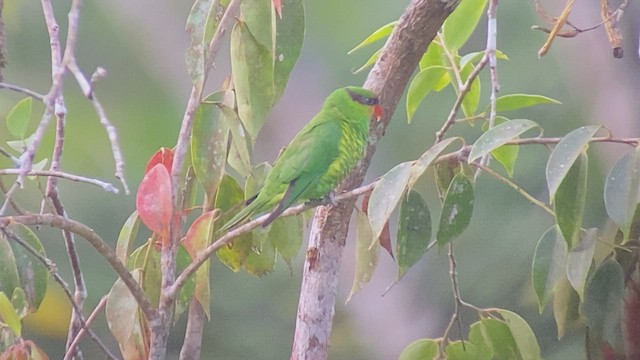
218,92,252,177
240,0,273,50
566,228,596,298
272,0,282,18
443,0,488,49
175,245,196,321
136,164,173,240
531,226,567,312
273,0,304,101
468,119,540,163
191,94,229,201
346,208,379,303
494,94,561,112
419,41,445,70
368,161,413,247
496,309,542,360
437,173,474,247
553,153,587,249
6,97,32,139
481,318,519,358
406,66,448,122
604,147,640,239
398,339,438,360
349,21,396,54
352,48,381,75
231,20,274,140
468,321,495,360
397,190,431,279
0,292,21,336
546,126,600,199
482,116,519,177
131,243,161,307
5,222,48,311
116,211,140,265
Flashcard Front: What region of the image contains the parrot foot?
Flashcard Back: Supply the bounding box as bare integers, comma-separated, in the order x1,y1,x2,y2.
326,190,338,206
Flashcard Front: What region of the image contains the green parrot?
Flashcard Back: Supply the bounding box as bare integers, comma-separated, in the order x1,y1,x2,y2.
219,86,383,232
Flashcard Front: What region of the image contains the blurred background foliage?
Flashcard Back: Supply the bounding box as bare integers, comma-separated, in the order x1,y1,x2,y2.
1,1,639,359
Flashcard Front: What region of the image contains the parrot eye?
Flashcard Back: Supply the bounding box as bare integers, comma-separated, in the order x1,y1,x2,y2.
346,89,379,106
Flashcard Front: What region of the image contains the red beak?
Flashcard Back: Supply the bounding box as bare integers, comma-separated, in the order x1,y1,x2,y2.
373,104,383,121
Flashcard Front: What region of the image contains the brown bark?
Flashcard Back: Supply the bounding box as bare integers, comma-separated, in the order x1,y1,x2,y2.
290,1,459,359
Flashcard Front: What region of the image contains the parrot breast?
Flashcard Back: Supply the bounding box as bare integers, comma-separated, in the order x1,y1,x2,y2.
305,120,368,199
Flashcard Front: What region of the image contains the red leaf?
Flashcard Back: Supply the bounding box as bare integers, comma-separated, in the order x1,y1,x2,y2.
182,211,218,257
272,0,282,18
362,192,393,259
144,147,174,174
136,164,174,241
624,278,640,358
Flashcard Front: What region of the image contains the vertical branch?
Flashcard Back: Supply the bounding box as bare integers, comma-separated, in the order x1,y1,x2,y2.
291,1,458,359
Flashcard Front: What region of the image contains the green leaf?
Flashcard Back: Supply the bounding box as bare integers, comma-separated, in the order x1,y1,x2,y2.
175,245,196,322
272,0,304,101
185,0,218,88
408,137,461,190
352,48,381,74
482,117,519,177
268,214,303,267
398,339,438,360
419,41,445,70
460,59,481,117
0,292,21,337
10,288,27,318
553,153,588,249
468,119,539,163
191,93,229,202
231,20,274,140
446,341,480,360
131,242,161,307
6,97,32,139
468,321,495,360
493,94,561,112
246,162,272,199
443,0,488,49
115,211,140,265
437,172,474,247
244,232,276,277
566,228,596,299
583,260,624,346
546,125,600,199
346,208,379,303
496,309,542,360
218,92,253,177
348,21,397,54
481,318,519,358
106,269,142,345
553,277,581,339
397,190,431,279
240,0,272,50
406,66,448,122
604,147,640,239
216,176,253,271
5,222,48,311
0,233,20,299
531,226,567,312
368,161,413,247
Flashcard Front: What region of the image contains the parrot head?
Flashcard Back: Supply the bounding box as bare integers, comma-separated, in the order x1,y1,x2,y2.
344,87,383,121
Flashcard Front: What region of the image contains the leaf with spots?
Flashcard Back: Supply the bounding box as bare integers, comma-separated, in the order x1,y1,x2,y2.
553,152,588,249
437,172,474,247
604,147,640,240
397,190,431,279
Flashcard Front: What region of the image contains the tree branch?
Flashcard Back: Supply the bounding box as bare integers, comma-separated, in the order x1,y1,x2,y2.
291,1,459,359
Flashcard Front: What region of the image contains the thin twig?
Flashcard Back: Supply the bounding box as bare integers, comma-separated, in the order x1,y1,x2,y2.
473,162,555,216
63,296,110,360
0,169,119,193
0,82,45,101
